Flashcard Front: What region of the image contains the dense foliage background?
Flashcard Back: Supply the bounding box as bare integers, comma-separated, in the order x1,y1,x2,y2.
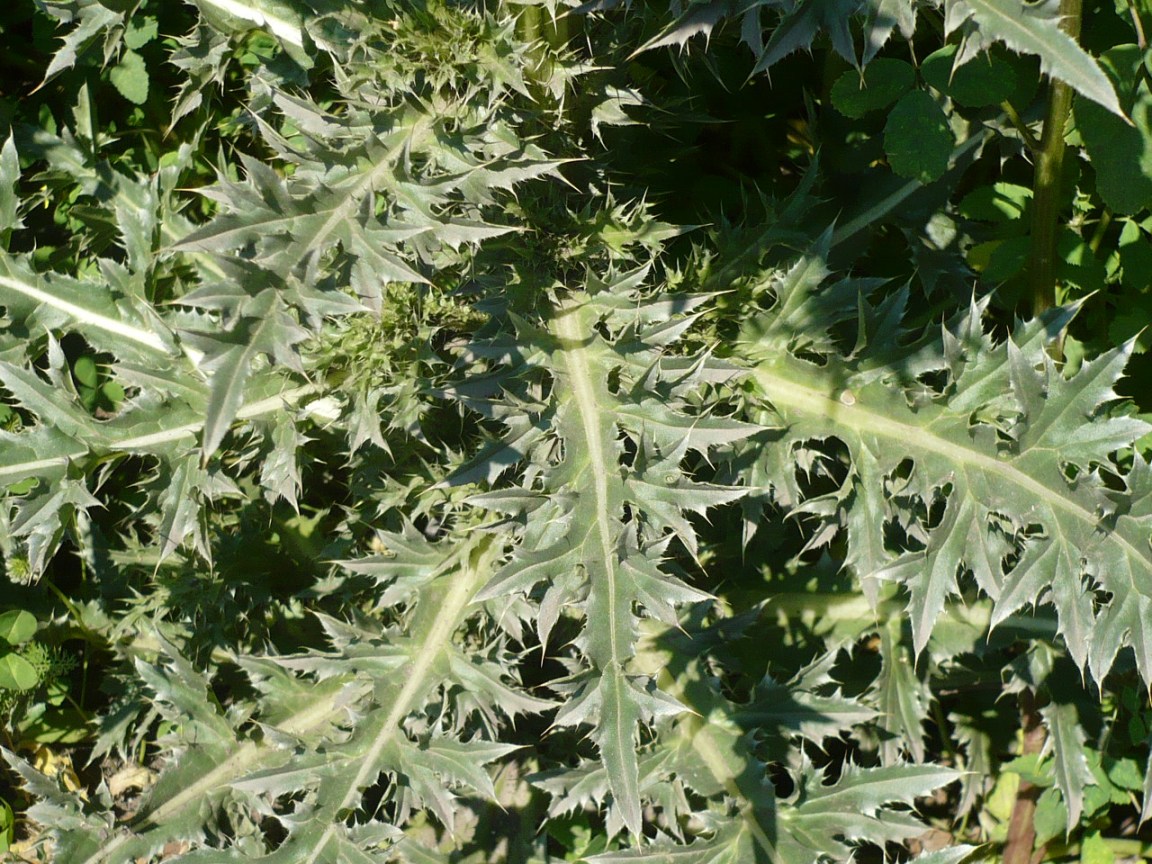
4,1,1152,862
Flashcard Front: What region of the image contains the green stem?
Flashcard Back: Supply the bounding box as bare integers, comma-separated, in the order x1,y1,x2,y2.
1028,0,1082,321
1001,100,1040,153
1130,0,1147,50
41,580,100,649
514,4,569,93
1088,208,1113,254
518,4,541,43
930,697,955,760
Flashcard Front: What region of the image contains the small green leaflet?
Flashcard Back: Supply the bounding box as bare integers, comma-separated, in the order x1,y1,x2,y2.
110,50,148,105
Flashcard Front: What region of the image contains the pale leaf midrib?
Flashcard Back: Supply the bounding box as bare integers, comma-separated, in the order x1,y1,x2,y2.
87,538,492,864
83,682,368,864
655,663,778,863
553,301,622,666
304,537,494,864
0,273,168,355
0,384,318,480
338,536,493,809
689,721,779,861
286,117,432,269
754,366,1151,580
194,0,303,45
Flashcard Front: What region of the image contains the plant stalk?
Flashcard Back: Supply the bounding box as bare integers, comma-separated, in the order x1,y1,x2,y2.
1028,0,1082,320
1001,100,1040,153
1003,689,1048,864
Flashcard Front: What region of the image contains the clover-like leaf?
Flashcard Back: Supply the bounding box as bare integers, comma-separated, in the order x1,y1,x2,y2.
0,652,38,691
0,610,36,646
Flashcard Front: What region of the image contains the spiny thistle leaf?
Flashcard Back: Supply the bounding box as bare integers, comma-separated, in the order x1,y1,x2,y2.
0,134,24,244
741,255,1152,682
946,0,1123,117
464,275,753,834
41,533,529,864
10,0,1152,860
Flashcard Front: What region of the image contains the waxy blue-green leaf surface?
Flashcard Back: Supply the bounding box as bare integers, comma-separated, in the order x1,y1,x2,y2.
7,0,1152,862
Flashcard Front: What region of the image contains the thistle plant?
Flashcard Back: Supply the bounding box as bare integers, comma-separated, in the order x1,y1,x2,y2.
3,2,1152,863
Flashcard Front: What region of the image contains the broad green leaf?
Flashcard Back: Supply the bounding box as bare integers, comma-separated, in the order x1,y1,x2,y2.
0,652,38,691
0,362,103,442
0,254,174,361
467,281,751,835
738,676,877,762
633,0,731,54
592,758,962,864
123,16,158,50
586,822,756,864
190,0,305,48
842,443,889,604
447,652,555,718
36,2,123,86
1041,700,1095,827
922,43,1017,107
132,640,236,748
876,623,928,764
1075,45,1152,215
786,761,960,815
109,50,149,105
9,476,102,578
596,665,650,836
60,536,501,864
0,428,84,488
863,0,918,63
72,356,99,390
884,91,954,183
1036,783,1069,847
831,58,915,118
774,761,964,864
258,413,303,509
196,355,258,454
629,628,881,864
197,295,309,458
407,737,522,808
171,101,556,299
958,182,1032,222
0,376,316,512
750,0,862,73
154,456,207,561
0,610,37,645
2,746,131,862
547,298,668,834
11,0,1152,861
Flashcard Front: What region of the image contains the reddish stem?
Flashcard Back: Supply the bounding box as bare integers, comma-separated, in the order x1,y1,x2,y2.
1003,689,1048,864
